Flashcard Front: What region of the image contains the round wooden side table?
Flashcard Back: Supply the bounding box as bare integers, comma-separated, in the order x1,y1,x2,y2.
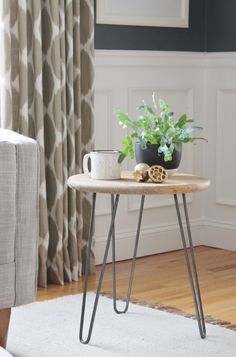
68,171,210,344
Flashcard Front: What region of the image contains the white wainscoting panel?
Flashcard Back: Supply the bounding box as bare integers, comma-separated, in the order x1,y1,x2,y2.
203,53,236,250
216,88,236,207
94,89,112,216
94,50,206,264
94,50,236,264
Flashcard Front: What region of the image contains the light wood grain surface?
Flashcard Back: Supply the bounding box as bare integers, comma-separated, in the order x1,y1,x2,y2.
37,246,236,328
68,172,210,195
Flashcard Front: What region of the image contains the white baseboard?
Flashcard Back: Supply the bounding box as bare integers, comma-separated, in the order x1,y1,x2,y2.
95,219,236,264
95,220,203,264
199,220,236,251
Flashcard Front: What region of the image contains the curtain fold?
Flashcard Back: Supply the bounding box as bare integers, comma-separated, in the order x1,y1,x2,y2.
0,0,95,287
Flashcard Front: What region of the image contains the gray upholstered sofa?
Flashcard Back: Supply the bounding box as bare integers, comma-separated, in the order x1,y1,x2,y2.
0,129,39,348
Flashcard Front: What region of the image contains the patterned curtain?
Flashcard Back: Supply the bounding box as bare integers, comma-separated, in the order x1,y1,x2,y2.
0,0,95,287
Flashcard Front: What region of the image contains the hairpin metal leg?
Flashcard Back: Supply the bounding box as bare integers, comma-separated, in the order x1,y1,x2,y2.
79,193,120,344
174,194,206,339
111,194,145,314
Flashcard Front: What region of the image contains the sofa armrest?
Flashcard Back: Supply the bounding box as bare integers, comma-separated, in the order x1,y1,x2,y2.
0,129,39,308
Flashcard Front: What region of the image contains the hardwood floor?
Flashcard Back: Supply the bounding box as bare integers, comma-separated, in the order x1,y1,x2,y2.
37,246,236,327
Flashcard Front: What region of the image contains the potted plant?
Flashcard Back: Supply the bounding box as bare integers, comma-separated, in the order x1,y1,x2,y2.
113,93,206,171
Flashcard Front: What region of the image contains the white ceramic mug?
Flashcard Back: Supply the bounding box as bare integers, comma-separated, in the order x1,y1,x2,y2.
83,150,121,180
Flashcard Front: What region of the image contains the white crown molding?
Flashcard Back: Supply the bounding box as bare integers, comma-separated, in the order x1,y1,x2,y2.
205,52,236,68
95,50,236,69
95,50,206,68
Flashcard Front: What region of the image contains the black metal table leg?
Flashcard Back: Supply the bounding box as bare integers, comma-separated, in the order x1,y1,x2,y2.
111,195,145,314
174,193,206,339
79,193,120,344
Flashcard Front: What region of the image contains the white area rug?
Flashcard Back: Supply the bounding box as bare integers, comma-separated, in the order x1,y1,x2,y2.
7,293,236,357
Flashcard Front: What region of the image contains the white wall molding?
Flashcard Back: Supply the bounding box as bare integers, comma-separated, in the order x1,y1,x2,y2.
216,88,236,207
95,50,206,68
94,88,113,216
205,52,236,68
94,50,236,263
96,50,236,69
204,53,236,251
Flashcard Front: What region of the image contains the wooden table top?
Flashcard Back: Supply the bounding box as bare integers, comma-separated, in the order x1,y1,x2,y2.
67,171,210,195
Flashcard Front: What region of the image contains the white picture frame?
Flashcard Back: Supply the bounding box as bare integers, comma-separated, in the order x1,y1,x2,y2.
96,0,189,28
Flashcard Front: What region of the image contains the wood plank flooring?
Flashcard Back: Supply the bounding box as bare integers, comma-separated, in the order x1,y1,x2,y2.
37,246,236,326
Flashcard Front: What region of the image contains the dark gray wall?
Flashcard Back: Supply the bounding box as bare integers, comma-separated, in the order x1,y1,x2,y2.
95,1,236,52
206,0,236,52
95,0,206,52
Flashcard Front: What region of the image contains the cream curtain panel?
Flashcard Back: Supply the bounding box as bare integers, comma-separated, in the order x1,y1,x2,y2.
0,0,95,287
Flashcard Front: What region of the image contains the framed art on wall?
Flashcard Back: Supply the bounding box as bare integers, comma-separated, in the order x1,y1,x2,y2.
96,0,189,28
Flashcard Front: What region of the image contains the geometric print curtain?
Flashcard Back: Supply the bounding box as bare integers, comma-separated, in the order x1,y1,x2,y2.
0,0,95,287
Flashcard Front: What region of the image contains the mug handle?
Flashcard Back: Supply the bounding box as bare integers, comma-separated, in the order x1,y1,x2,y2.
83,153,91,174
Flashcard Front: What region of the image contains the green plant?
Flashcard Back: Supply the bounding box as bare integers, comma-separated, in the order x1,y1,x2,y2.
113,93,207,163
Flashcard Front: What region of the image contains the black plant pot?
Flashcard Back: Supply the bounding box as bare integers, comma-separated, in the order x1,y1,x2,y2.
135,142,182,169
